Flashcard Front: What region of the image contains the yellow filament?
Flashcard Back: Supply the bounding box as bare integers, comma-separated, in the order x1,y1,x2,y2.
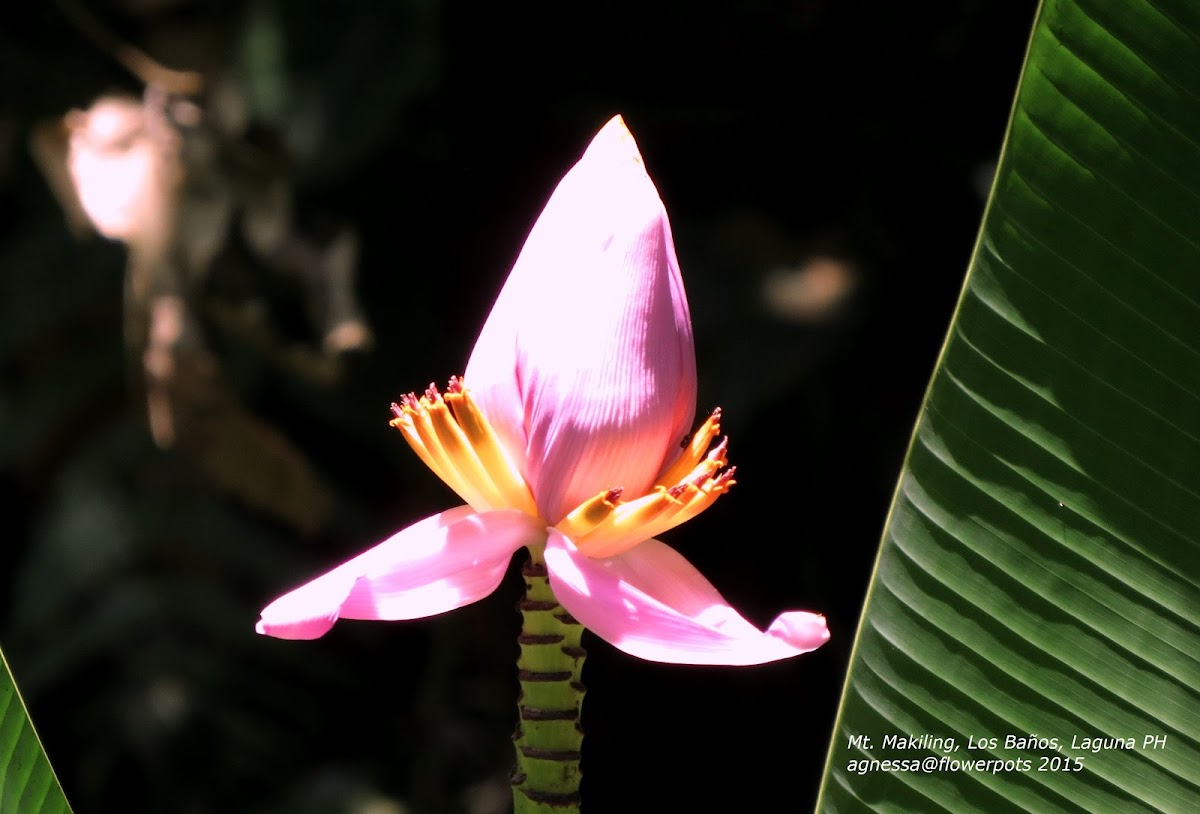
391,410,457,490
655,409,722,488
390,381,538,517
556,489,622,539
656,474,735,532
424,396,510,510
389,413,443,479
399,397,494,510
578,488,676,542
572,468,735,559
446,390,538,515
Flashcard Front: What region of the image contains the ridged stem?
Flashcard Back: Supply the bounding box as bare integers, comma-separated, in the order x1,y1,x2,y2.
511,547,585,813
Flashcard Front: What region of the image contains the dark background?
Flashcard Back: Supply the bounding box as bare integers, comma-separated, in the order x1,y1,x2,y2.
0,2,1035,812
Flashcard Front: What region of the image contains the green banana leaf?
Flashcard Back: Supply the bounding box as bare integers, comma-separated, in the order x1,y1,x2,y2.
816,1,1200,812
1,648,71,813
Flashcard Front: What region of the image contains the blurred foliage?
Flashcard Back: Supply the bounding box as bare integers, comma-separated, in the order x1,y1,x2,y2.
1,1,1036,812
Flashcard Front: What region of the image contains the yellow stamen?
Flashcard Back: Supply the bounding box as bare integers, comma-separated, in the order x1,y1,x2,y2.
395,388,494,510
389,402,442,477
556,487,623,539
568,419,735,559
444,384,538,515
424,390,511,510
395,396,457,485
392,379,734,557
655,468,736,533
390,379,538,516
655,408,722,488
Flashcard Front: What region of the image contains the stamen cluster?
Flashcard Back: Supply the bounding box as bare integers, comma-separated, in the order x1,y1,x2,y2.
392,379,734,557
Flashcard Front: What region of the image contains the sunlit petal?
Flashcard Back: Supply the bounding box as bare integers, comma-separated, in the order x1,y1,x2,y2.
466,117,696,522
257,506,546,640
544,530,828,665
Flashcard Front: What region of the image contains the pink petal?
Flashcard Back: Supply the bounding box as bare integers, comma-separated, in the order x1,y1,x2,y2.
465,117,697,523
544,531,829,665
257,506,546,640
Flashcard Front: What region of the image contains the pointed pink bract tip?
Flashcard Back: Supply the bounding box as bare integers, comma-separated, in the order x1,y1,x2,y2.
587,114,645,169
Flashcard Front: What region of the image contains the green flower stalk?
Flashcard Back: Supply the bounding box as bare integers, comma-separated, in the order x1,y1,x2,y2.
512,549,585,812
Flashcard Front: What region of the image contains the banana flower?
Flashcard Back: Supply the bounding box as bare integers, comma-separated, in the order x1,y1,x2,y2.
256,116,828,666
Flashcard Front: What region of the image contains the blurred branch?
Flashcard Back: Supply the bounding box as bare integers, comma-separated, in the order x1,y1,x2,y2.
52,0,203,95
203,300,346,388
157,346,334,536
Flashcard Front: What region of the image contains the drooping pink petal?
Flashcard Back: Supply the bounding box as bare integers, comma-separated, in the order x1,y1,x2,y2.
544,530,829,665
257,506,546,640
465,117,697,523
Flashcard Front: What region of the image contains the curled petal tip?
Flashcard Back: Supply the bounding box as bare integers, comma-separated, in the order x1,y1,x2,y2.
767,612,830,653
257,569,357,640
